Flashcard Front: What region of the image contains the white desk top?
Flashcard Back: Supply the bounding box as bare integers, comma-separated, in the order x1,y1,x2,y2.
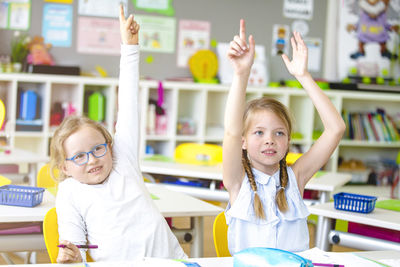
308,202,400,231
0,189,55,223
0,183,222,223
147,183,223,217
141,160,352,193
0,147,48,164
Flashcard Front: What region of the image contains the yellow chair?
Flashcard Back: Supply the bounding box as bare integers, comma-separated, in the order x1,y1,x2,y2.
0,98,5,130
0,175,11,187
213,212,231,257
174,143,222,166
37,164,59,196
286,152,302,166
43,207,94,263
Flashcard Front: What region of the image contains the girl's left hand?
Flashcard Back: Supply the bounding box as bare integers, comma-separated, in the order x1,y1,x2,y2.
119,4,140,45
281,31,308,78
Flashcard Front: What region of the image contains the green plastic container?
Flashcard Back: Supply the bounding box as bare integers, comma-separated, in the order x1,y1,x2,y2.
88,92,105,122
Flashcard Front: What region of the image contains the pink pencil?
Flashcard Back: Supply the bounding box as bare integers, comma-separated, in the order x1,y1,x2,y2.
58,244,98,249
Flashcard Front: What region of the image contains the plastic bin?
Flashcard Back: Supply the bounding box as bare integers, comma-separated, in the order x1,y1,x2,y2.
0,185,45,207
333,192,377,213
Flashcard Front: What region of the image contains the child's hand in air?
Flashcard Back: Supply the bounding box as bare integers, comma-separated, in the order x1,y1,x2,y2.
56,240,83,263
119,4,140,45
227,19,255,76
281,31,308,78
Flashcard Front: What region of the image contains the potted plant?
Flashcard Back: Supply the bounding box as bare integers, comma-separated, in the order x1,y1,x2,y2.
10,31,30,72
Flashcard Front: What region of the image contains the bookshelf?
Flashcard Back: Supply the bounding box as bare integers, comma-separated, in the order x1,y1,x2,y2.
1,73,399,175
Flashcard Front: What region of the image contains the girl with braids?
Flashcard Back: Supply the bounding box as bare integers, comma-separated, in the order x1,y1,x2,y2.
223,19,345,254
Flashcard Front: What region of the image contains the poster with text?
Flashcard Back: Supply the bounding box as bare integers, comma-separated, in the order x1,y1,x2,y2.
133,0,174,16
9,1,30,30
304,37,322,72
283,0,313,20
135,15,176,53
177,20,210,67
42,4,73,47
77,17,120,55
0,2,8,29
78,0,127,18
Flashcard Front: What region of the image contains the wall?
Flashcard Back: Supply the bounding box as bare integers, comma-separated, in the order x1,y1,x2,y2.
0,0,328,81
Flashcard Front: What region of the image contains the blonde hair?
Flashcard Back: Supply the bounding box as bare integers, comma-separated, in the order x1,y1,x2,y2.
49,116,113,181
242,97,292,217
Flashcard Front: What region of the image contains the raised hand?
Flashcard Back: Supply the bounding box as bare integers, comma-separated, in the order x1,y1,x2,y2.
119,5,140,45
227,19,255,76
281,31,308,78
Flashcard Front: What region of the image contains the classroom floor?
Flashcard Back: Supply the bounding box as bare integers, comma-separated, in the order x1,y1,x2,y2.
0,210,358,265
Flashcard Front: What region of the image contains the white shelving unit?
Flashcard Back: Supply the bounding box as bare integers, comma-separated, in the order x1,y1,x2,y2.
1,73,400,174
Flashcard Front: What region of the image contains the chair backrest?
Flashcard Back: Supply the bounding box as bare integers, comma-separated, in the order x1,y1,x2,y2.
0,98,5,130
43,207,94,263
174,143,222,165
213,212,231,257
37,163,58,189
0,175,11,187
43,207,59,263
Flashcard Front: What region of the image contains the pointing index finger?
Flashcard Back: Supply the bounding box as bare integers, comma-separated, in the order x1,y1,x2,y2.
239,19,246,41
119,4,126,22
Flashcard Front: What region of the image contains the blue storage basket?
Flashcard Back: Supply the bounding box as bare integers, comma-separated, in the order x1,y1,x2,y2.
0,185,45,207
333,192,377,213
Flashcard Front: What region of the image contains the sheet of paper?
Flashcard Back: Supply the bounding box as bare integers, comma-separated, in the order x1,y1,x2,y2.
78,0,127,18
76,17,120,55
298,247,384,267
177,19,210,67
283,0,314,20
304,37,322,72
8,2,30,30
135,15,176,53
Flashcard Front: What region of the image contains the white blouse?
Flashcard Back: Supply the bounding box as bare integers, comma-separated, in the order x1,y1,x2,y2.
225,166,310,254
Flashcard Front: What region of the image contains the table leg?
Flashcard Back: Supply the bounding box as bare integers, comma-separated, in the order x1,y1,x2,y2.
28,163,37,187
317,216,333,251
315,191,329,248
190,217,204,258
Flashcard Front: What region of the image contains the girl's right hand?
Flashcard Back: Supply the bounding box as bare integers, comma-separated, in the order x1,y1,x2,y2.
227,19,255,76
56,240,83,263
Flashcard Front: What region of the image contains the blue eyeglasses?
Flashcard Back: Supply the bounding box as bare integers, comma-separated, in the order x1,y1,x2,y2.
66,143,108,166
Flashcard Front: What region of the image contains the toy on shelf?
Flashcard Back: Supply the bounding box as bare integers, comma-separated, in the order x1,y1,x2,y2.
27,36,54,66
189,49,218,83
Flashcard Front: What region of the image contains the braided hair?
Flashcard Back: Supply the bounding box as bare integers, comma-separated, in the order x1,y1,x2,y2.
242,97,292,215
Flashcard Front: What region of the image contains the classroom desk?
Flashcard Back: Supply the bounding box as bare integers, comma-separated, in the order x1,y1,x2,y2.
140,160,351,202
141,160,352,247
1,250,400,266
0,148,48,186
308,202,400,252
0,183,223,258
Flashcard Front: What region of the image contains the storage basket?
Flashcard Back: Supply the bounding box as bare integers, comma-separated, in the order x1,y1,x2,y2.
333,192,377,213
0,185,45,207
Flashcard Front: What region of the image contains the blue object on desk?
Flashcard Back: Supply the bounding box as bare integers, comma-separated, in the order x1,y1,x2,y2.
233,247,313,267
0,185,45,207
333,192,377,213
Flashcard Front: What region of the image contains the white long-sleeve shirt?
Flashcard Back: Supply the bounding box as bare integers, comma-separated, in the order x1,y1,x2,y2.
56,45,186,261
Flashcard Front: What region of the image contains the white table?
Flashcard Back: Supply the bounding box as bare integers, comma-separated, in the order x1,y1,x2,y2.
309,202,400,252
1,250,400,266
0,184,223,258
0,147,48,186
141,160,352,246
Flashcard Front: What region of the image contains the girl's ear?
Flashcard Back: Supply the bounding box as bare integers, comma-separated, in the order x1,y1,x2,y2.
242,136,247,150
61,163,70,177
